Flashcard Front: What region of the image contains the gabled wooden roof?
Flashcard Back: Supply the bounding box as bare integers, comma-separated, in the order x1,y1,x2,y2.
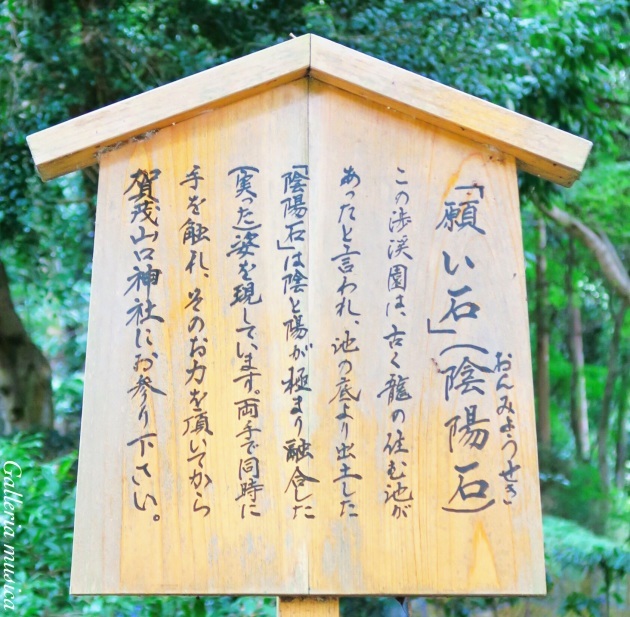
27,34,591,186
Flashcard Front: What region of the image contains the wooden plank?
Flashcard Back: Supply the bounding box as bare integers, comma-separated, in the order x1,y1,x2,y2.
28,34,590,187
69,151,126,594
306,80,545,595
70,78,545,596
309,35,591,187
277,598,339,616
27,35,311,181
70,79,311,595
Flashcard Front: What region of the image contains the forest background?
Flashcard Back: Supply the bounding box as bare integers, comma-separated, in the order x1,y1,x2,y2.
0,0,628,615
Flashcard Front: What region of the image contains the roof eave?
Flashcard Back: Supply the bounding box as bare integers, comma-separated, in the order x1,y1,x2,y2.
27,33,591,186
27,35,312,181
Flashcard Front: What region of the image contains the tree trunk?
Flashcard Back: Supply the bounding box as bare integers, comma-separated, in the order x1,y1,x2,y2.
566,239,590,462
615,348,629,491
536,217,552,450
0,258,53,434
597,302,626,492
539,203,630,305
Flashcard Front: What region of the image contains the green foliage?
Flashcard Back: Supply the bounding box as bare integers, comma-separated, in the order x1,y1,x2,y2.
340,597,393,616
544,516,629,617
427,597,520,617
544,515,628,564
0,0,629,612
565,160,630,245
548,463,608,529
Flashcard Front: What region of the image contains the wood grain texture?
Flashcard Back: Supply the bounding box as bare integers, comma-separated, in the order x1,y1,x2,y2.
28,35,590,187
277,598,339,616
309,36,591,187
27,35,311,181
70,78,545,597
306,80,545,596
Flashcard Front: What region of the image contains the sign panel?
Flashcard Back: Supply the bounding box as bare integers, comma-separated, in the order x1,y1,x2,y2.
71,78,544,595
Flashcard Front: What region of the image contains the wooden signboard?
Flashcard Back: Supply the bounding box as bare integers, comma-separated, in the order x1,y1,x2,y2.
27,35,591,604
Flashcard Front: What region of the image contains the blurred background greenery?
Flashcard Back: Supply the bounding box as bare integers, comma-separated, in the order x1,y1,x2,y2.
0,0,628,615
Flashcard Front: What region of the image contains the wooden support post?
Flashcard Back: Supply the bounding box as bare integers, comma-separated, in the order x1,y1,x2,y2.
277,597,339,617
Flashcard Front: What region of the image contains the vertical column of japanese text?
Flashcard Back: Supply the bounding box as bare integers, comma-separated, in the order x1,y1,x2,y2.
328,166,363,519
179,164,213,517
278,165,319,520
123,168,167,523
227,166,265,519
378,167,415,519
